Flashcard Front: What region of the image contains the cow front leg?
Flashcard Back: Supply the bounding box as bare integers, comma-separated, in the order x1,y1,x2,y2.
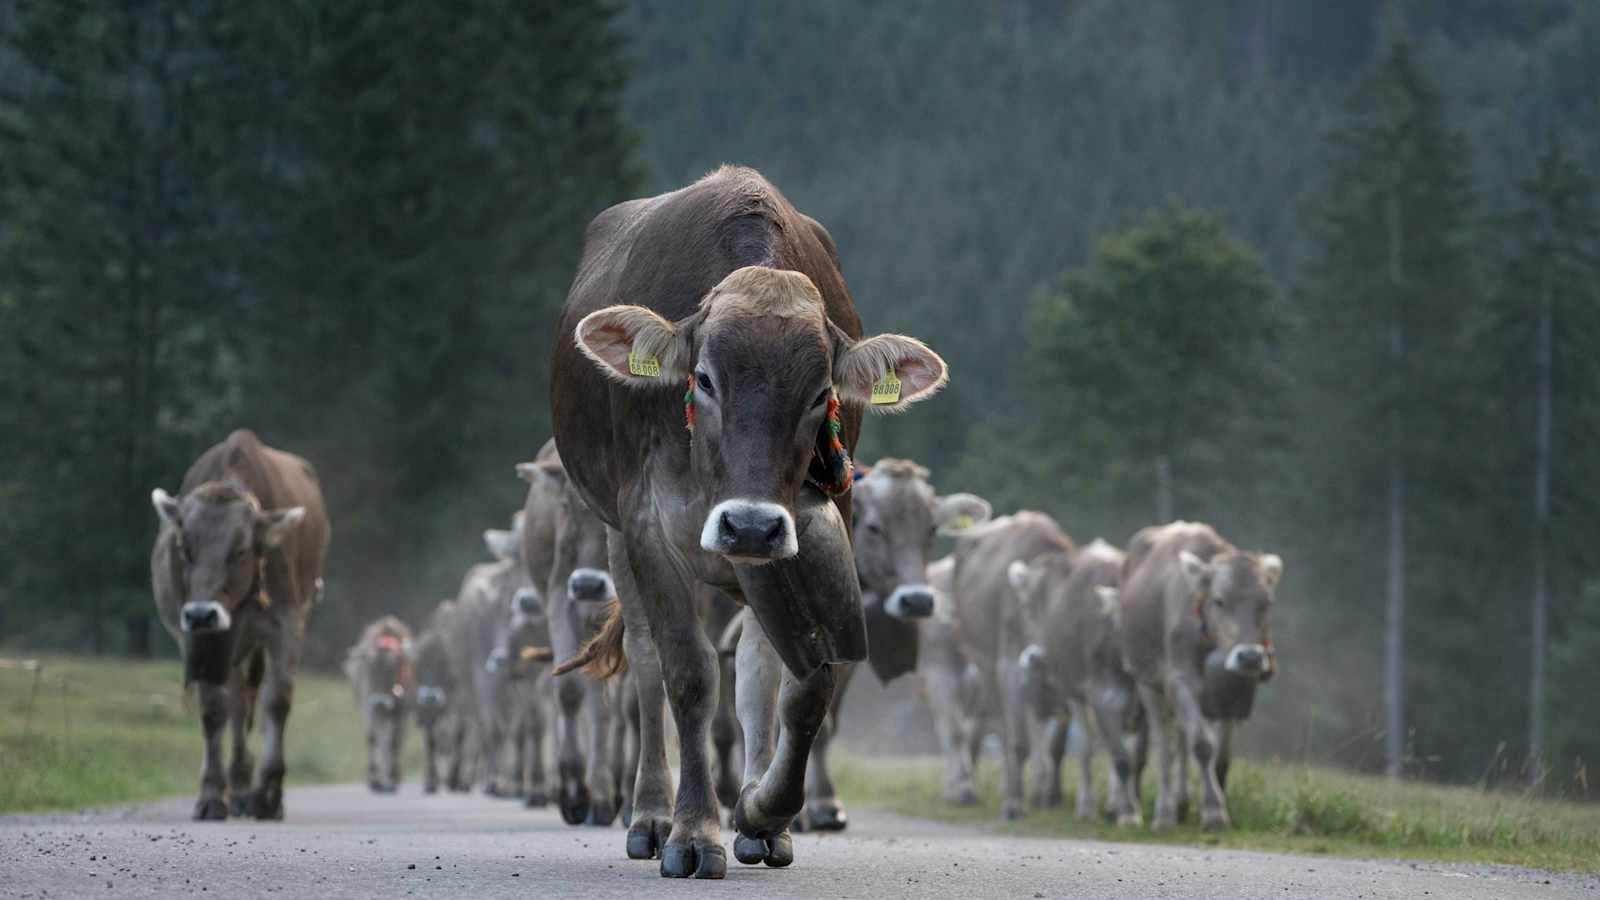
422,719,440,794
445,712,469,792
1216,720,1234,792
802,661,854,831
608,530,674,862
524,700,549,807
252,671,293,820
730,608,793,867
1067,700,1096,819
1029,711,1066,810
997,659,1031,820
1091,692,1144,826
1171,678,1228,830
226,672,256,815
710,642,743,813
733,634,834,867
193,681,229,820
617,671,640,826
1138,682,1178,830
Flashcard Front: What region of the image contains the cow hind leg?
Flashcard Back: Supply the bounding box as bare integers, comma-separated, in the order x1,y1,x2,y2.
711,645,743,813
226,672,256,815
1092,693,1144,826
583,679,619,825
1067,700,1096,819
803,661,854,831
251,671,293,820
524,705,549,808
730,609,793,868
1137,683,1178,831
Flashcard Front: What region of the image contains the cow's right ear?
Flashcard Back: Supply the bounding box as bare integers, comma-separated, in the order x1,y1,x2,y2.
935,493,992,535
151,488,180,528
514,459,565,488
1178,550,1211,591
574,305,694,385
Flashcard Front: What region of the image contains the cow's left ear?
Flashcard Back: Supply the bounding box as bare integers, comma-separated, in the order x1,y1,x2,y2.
256,506,305,548
1258,553,1284,589
574,305,695,385
151,488,181,528
832,326,948,413
934,493,992,535
484,528,518,561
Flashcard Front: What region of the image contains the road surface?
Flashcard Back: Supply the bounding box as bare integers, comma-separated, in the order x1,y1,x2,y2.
2,784,1593,899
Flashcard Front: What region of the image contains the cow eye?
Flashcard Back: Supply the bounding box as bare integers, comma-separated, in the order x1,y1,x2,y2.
1212,595,1228,609
864,521,884,536
812,388,830,409
695,371,715,398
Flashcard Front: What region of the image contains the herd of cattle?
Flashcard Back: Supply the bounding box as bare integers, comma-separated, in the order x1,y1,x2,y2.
146,166,1283,879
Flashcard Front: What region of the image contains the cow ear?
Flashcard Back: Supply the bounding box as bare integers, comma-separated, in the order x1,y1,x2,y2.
1258,553,1284,589
832,327,948,413
1178,550,1210,591
934,493,992,535
151,488,180,528
484,528,518,561
574,305,693,385
257,506,305,548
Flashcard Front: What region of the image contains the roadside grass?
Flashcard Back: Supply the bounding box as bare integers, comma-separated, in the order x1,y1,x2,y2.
834,752,1600,873
0,654,416,814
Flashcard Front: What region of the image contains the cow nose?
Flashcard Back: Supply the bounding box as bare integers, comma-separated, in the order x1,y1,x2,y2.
1225,643,1269,675
180,601,230,633
700,500,798,561
514,588,542,617
567,568,613,602
486,648,508,674
1019,643,1046,670
885,585,937,619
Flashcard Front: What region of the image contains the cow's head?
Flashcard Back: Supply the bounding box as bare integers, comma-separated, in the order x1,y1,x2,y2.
485,515,549,680
575,265,947,564
1179,549,1283,681
853,460,989,619
151,481,303,635
363,631,413,715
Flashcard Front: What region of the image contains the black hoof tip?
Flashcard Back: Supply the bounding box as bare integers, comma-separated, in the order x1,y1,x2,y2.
733,834,766,865
661,843,726,879
559,797,589,825
525,791,549,809
193,797,227,821
763,832,794,868
626,828,657,860
586,798,619,827
807,803,848,832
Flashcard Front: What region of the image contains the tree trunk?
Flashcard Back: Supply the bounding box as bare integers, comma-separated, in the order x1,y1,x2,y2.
1383,182,1406,780
1529,213,1553,783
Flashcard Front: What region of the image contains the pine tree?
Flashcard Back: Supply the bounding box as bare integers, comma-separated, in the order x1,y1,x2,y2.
1296,35,1478,778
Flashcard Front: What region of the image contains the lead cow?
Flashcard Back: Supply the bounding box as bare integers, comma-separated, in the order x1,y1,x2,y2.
150,429,329,820
1119,520,1282,830
552,166,948,878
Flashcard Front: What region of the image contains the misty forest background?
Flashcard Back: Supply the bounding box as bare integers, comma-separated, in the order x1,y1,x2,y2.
3,1,1600,792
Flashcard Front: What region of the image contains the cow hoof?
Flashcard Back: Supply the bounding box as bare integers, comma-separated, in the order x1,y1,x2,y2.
952,786,978,806
586,796,620,827
227,793,253,818
423,782,439,795
626,816,671,860
1150,811,1178,832
524,790,549,809
1116,811,1144,828
805,801,848,832
193,796,227,821
1000,802,1024,821
732,783,792,839
559,784,590,825
661,841,725,879
252,792,284,821
1200,809,1231,831
734,832,793,867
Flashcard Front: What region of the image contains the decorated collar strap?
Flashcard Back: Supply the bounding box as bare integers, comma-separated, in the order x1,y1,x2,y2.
684,379,853,496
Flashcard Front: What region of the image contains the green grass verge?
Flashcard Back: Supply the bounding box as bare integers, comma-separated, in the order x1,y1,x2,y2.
0,653,410,814
833,753,1600,873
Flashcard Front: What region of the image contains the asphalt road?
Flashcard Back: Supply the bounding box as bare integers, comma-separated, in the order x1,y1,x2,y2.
2,784,1594,899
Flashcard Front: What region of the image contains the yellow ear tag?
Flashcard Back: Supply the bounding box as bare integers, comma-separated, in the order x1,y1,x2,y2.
870,370,902,405
951,514,974,530
627,352,661,377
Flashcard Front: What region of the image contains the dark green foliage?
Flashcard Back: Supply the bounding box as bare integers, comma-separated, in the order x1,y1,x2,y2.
0,1,641,663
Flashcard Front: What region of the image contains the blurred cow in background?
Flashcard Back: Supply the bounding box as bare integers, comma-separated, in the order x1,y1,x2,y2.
150,429,329,821
412,603,470,793
344,615,415,793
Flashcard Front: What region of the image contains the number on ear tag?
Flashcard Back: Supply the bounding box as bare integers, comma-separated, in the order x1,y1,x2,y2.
870,371,902,405
627,352,661,378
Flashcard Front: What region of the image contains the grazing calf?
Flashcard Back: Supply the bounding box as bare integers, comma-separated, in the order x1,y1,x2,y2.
552,166,948,878
1119,521,1283,831
1006,539,1145,824
949,512,1075,820
345,616,415,793
150,429,329,820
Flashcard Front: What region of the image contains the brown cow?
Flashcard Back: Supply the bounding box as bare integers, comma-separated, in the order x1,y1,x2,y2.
950,511,1074,820
552,166,948,878
1119,520,1282,830
344,615,415,793
1006,539,1145,824
150,429,329,820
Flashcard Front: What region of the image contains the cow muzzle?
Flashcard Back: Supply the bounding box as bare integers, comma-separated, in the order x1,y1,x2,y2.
180,600,231,634
700,499,798,562
884,584,937,619
513,587,542,617
567,568,614,602
1019,643,1046,671
1224,642,1272,678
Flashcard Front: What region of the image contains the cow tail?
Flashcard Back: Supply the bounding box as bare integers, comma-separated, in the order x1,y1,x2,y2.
551,598,628,679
